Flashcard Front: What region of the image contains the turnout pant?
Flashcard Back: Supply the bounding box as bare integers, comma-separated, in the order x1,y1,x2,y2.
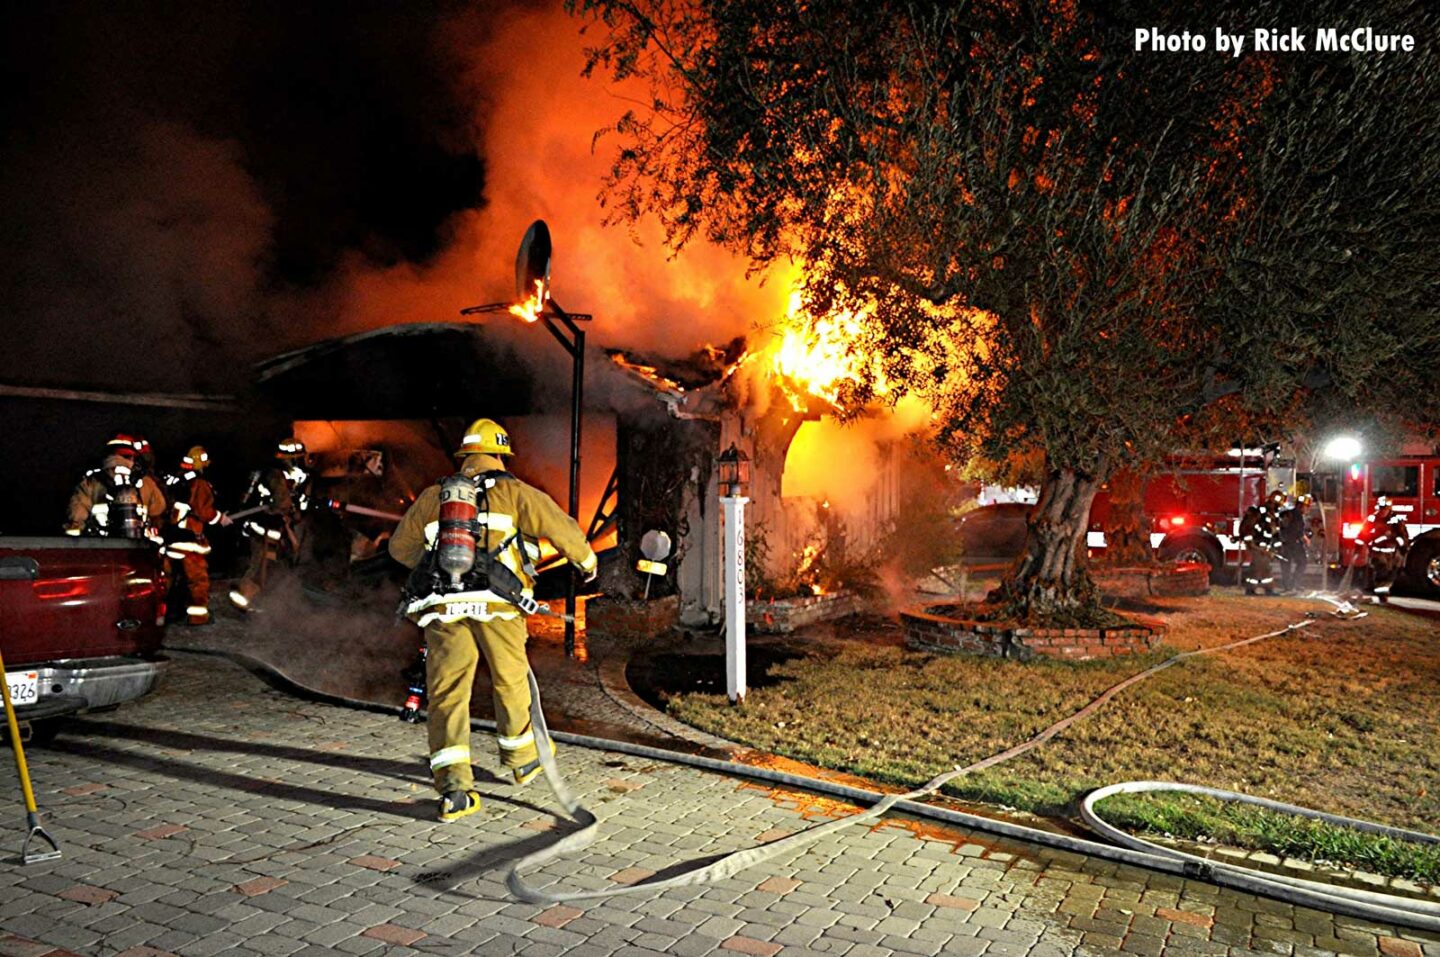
1279,545,1307,591
1370,548,1402,598
233,529,282,607
1244,547,1275,593
424,615,535,794
181,553,211,623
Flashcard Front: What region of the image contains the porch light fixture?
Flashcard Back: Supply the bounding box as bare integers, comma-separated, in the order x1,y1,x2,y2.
717,445,750,498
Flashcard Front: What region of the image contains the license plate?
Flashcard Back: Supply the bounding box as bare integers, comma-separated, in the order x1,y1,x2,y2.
5,670,39,707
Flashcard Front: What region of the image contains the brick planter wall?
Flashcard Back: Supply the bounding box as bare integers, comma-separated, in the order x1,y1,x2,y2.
1092,561,1210,599
585,595,680,638
748,591,862,634
901,602,1165,661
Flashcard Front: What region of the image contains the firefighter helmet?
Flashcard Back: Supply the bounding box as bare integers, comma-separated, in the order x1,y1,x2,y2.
276,438,307,461
1267,489,1286,506
456,418,513,457
107,433,140,458
1375,495,1392,509
181,445,210,472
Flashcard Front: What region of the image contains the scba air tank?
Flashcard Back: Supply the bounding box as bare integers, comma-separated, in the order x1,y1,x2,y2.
111,486,144,539
437,474,479,586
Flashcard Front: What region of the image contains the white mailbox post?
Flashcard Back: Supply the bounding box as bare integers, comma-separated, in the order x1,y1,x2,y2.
717,445,750,704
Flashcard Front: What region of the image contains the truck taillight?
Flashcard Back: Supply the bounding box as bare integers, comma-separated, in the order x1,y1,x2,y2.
123,576,156,600
1157,514,1188,530
1341,522,1363,540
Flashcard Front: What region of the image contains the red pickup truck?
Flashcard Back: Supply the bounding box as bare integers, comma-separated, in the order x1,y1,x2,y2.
1,536,168,736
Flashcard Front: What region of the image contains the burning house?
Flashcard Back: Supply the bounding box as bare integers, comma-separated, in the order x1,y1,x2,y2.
251,309,908,627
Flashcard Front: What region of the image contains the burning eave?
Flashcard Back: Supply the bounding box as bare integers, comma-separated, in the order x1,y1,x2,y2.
606,335,753,422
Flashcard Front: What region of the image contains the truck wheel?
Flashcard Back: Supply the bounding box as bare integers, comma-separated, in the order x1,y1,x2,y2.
1405,540,1440,598
1161,538,1224,583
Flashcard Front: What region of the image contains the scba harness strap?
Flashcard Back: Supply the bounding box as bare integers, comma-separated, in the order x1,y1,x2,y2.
403,471,553,622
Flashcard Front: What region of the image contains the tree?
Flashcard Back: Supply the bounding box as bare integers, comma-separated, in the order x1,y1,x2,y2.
572,0,1440,620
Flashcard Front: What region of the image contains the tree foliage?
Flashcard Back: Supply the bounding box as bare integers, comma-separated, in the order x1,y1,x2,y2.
572,0,1440,613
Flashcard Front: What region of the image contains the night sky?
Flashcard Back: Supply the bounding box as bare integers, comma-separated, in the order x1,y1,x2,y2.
1,1,497,393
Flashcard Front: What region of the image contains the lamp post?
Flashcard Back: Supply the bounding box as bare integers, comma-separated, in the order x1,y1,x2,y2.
717,445,750,704
1313,435,1362,592
462,220,591,657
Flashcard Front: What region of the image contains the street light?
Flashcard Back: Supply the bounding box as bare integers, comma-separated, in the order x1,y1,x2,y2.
462,220,591,657
717,445,750,704
1323,435,1362,462
1312,435,1362,591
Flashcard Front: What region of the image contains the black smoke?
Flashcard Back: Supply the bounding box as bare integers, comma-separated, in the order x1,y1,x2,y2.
0,1,490,393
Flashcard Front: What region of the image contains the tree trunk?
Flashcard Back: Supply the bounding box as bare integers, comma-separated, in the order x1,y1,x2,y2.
1101,467,1153,566
995,464,1105,620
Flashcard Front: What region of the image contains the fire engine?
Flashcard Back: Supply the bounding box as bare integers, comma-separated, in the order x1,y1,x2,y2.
1336,455,1440,596
1087,451,1278,580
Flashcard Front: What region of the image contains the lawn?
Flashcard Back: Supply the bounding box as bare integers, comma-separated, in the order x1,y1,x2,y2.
663,594,1440,878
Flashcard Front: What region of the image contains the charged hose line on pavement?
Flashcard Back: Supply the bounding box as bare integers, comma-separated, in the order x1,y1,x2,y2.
503,621,1322,905
181,618,1440,934
1081,782,1440,923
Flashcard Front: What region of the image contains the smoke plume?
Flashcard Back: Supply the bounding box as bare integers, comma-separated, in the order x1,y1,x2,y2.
309,3,789,366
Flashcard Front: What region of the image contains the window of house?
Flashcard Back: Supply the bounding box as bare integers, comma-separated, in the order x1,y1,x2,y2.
1370,465,1419,498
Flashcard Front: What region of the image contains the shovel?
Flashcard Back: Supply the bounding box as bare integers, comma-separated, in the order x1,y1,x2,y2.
0,646,61,864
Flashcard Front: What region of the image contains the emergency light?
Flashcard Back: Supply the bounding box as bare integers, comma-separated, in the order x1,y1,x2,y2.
1342,522,1364,539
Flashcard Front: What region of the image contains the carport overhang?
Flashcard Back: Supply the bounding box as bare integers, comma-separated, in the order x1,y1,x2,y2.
254,323,538,421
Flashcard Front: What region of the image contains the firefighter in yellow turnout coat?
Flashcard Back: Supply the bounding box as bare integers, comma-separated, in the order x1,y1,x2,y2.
389,419,597,822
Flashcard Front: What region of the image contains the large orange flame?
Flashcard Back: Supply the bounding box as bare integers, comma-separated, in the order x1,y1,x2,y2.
771,290,889,413
509,279,548,323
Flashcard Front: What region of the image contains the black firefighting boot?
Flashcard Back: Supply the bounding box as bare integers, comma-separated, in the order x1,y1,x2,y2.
513,738,558,787
438,789,482,823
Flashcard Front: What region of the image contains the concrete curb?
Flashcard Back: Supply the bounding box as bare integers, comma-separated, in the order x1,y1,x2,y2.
589,635,743,753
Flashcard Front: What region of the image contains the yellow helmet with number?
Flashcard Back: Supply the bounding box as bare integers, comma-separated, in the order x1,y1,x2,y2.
457,418,513,457
181,445,210,472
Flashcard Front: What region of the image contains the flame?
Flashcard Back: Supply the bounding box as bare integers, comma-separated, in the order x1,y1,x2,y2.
771,290,888,412
509,279,548,323
794,541,825,595
609,354,686,393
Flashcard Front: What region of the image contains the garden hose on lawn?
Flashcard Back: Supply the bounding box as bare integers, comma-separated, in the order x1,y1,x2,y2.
191,613,1440,934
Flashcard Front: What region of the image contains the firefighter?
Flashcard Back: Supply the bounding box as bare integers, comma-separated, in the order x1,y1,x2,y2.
104,433,168,527
162,446,231,625
1277,494,1312,592
1358,496,1408,602
389,418,598,823
65,453,168,539
229,438,313,612
1239,495,1281,595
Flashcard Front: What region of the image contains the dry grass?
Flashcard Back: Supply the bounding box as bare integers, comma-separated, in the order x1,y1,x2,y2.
667,594,1440,839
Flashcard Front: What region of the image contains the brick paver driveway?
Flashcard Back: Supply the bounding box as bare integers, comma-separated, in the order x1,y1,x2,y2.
2,652,1437,957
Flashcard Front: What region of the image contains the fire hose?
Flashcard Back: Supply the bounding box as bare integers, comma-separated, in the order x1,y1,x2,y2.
226,501,404,524
188,614,1440,934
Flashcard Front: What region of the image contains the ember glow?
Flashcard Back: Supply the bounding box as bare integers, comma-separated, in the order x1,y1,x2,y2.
771,290,888,413
509,279,548,323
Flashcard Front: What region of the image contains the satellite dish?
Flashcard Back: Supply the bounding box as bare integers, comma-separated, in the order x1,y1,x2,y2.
640,529,673,562
516,220,552,302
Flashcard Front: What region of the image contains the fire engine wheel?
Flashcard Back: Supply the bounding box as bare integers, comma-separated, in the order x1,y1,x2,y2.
1406,540,1440,597
1161,538,1223,582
